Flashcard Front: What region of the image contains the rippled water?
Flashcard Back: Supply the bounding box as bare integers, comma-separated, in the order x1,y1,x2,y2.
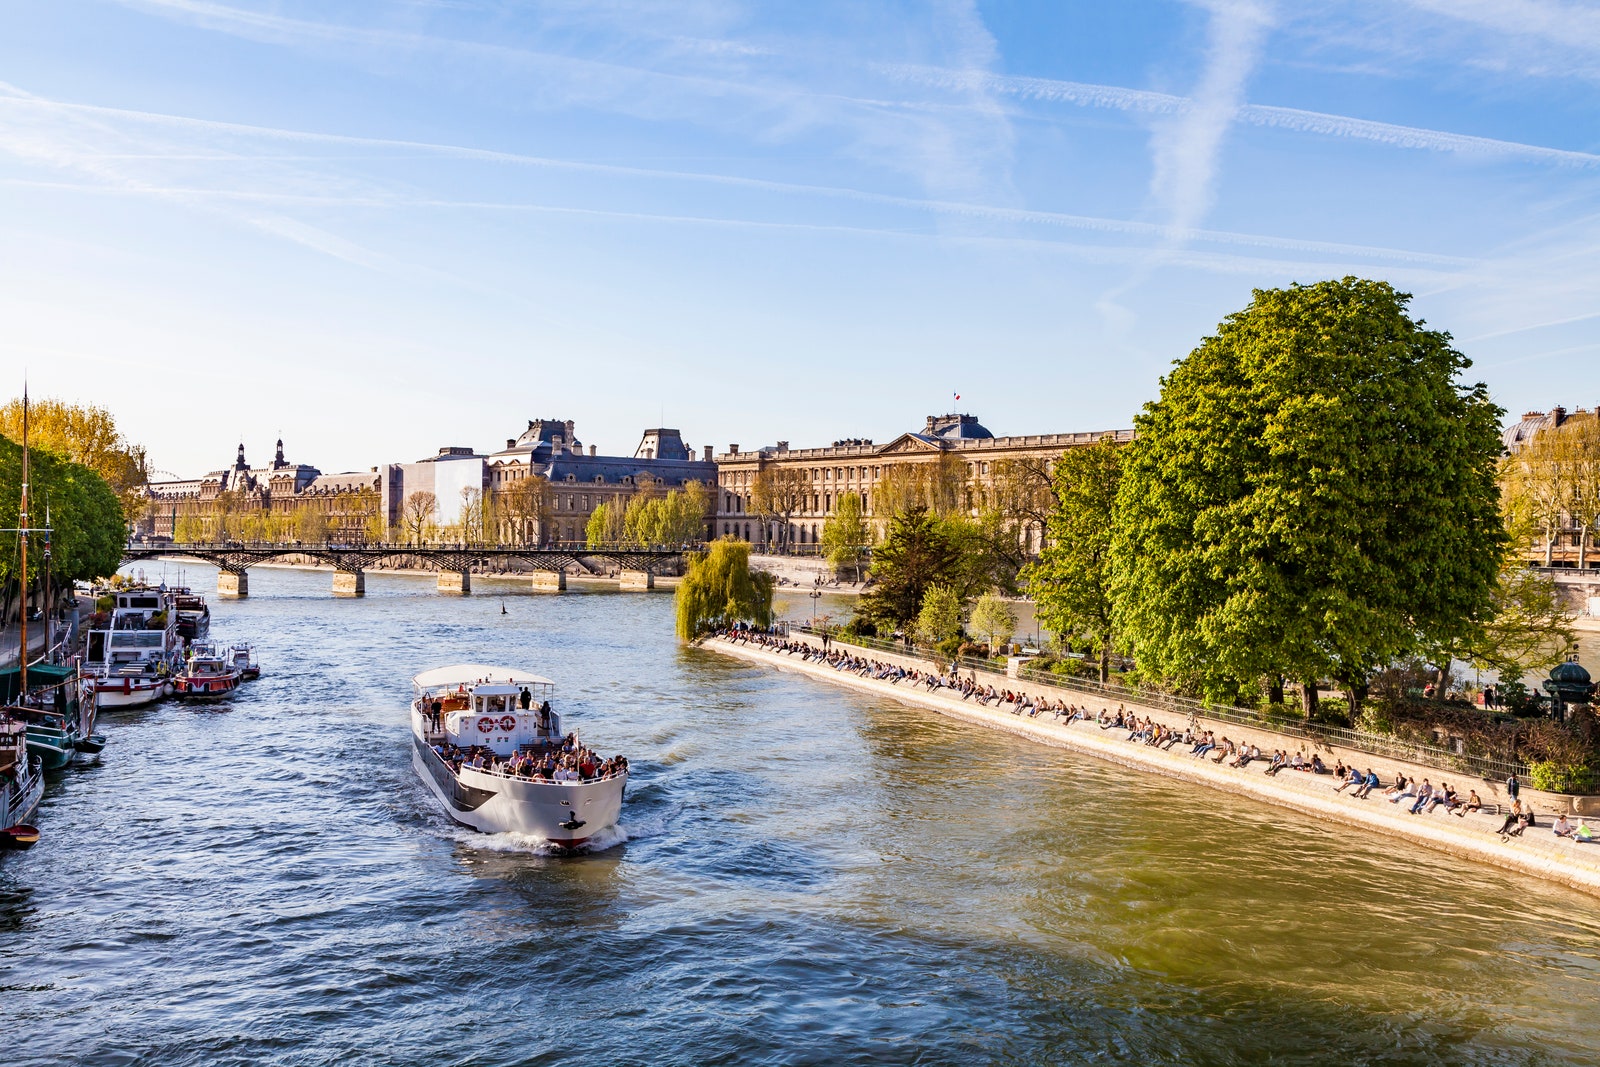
6,565,1600,1066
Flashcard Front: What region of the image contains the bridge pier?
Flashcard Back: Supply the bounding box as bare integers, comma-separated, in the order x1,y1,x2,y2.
333,569,365,597
619,569,655,591
529,571,566,593
217,570,248,598
438,570,471,595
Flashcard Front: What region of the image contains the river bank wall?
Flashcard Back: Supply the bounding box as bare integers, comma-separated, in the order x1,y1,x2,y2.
705,633,1600,898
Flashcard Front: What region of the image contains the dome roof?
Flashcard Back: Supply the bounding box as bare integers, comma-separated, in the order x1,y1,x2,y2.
1550,660,1592,685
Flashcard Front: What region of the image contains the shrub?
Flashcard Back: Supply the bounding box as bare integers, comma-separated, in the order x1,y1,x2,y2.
841,615,877,639
1528,760,1595,795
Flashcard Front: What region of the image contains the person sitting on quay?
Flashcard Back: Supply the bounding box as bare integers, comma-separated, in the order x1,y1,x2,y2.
1495,800,1526,839
1554,813,1575,839
1408,779,1435,814
1211,738,1235,764
1430,783,1459,814
1352,768,1380,798
1381,774,1409,800
1455,790,1482,817
1388,775,1418,803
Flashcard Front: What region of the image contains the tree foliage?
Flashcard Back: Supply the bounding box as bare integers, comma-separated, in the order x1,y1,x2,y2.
1025,435,1123,681
1110,278,1506,713
968,592,1018,653
674,537,776,639
0,432,125,587
915,584,964,648
401,491,437,546
750,467,808,549
858,506,964,630
820,491,872,580
1500,411,1600,567
0,395,149,518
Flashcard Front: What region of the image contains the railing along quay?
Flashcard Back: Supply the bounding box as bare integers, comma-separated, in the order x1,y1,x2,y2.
786,625,1542,788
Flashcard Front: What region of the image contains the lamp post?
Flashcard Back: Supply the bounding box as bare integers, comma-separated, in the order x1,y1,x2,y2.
809,577,824,628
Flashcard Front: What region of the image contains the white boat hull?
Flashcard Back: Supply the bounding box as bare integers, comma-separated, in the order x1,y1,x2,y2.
412,736,625,847
90,679,169,709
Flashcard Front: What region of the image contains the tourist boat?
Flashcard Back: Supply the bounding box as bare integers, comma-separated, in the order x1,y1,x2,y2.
82,586,182,710
0,715,43,848
172,643,241,702
228,644,260,682
410,664,628,849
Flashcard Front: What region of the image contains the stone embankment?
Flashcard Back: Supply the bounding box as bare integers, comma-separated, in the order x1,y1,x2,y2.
705,633,1600,898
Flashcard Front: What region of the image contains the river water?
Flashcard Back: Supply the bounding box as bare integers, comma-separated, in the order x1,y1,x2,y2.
6,566,1600,1066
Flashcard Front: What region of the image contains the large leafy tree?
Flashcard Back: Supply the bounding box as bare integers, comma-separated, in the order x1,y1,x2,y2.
675,537,775,639
0,433,125,619
0,396,149,519
1110,277,1506,715
1025,435,1123,681
858,506,963,630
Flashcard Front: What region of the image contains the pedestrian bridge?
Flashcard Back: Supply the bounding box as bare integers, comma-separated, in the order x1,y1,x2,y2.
120,541,698,597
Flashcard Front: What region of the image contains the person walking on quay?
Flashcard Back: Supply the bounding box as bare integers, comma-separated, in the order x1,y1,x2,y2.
1507,774,1520,803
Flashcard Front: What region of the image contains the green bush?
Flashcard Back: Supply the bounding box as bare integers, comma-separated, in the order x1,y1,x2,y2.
840,615,877,639
96,594,114,612
1528,760,1595,795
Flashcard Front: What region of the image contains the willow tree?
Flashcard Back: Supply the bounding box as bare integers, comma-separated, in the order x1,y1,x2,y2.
675,537,776,639
1111,278,1506,716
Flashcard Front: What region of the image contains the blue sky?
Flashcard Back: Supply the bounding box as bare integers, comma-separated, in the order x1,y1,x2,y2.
1,0,1597,477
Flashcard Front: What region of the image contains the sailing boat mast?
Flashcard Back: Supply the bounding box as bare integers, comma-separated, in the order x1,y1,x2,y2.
18,386,29,693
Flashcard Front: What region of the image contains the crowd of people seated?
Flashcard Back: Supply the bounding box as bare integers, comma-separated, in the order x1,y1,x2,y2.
716,627,1600,849
432,733,627,783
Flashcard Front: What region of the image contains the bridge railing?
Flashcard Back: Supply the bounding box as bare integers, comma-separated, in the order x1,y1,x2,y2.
126,539,703,554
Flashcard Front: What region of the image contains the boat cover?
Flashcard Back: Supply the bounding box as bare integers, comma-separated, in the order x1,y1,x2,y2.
0,665,76,704
411,665,555,691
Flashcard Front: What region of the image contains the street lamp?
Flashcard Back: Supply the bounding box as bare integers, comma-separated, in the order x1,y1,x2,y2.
808,577,824,627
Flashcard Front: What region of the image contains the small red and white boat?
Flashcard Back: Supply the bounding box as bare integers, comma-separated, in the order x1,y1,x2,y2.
173,644,241,703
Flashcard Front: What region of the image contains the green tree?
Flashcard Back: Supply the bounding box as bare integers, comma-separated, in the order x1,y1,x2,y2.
1024,435,1123,681
915,584,963,648
587,501,626,546
1111,278,1506,717
858,506,963,631
968,592,1018,655
674,537,776,639
0,433,125,610
820,491,872,581
0,395,149,519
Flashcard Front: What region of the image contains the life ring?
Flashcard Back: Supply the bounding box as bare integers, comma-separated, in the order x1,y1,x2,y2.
499,715,517,732
477,717,495,734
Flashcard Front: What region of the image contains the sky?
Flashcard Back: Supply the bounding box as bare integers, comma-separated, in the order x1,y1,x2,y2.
1,0,1597,478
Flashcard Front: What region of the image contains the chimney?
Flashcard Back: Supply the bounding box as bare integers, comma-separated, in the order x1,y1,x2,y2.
553,435,564,449
589,445,597,456
703,445,713,462
729,444,739,455
506,439,516,449
1553,406,1568,426
776,441,789,452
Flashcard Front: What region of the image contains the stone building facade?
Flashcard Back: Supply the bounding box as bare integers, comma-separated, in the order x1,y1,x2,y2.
141,439,380,540
378,419,718,545
713,412,1134,552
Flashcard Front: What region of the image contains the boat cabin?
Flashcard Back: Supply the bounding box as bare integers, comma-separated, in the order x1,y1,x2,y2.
413,667,561,758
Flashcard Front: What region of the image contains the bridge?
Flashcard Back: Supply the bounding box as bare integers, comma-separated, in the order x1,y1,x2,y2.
121,541,700,597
